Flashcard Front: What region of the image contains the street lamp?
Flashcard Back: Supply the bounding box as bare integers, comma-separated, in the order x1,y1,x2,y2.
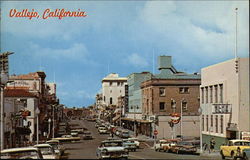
35,107,40,144
180,98,185,138
171,99,176,139
198,107,203,153
48,118,51,139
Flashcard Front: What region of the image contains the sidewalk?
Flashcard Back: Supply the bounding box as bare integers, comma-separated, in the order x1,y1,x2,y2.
199,150,221,158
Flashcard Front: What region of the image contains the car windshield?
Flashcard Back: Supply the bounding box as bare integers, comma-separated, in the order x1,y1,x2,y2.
1,150,39,159
103,142,123,147
39,147,53,155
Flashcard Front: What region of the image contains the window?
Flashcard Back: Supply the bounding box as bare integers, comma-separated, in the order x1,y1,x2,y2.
205,87,208,103
110,97,113,104
202,115,204,131
210,86,213,103
159,87,165,96
109,82,113,86
179,87,189,94
219,84,223,103
215,115,218,133
206,115,209,131
201,87,204,104
220,115,223,134
159,102,165,111
104,96,106,102
182,101,188,112
215,85,218,103
117,82,120,86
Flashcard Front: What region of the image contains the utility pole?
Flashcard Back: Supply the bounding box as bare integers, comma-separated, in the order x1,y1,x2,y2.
52,105,55,138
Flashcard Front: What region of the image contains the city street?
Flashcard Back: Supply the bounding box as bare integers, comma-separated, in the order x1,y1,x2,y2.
63,119,220,159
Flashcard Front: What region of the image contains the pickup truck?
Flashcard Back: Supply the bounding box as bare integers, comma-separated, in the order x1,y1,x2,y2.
220,139,250,159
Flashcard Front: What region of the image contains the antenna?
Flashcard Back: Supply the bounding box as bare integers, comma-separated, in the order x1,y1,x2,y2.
234,8,238,59
153,48,155,74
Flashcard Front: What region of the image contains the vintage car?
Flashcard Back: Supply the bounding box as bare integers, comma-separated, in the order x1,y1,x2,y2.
83,131,93,140
120,130,130,138
98,126,109,134
243,148,250,160
70,130,79,137
155,139,172,152
52,135,81,142
0,147,43,159
128,138,140,148
46,139,65,156
122,139,137,151
96,139,129,159
220,139,250,159
170,141,197,154
162,139,179,152
34,144,59,159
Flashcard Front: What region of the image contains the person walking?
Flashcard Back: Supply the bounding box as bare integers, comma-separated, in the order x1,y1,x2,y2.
210,138,216,153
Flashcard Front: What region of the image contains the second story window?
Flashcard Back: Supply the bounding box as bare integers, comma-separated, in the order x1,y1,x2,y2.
109,82,113,86
201,87,204,104
159,102,165,111
215,85,218,103
219,84,223,103
210,86,213,103
159,87,165,96
179,87,189,94
205,87,208,104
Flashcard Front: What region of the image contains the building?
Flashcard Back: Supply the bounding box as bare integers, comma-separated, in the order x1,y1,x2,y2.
200,57,249,149
141,56,201,138
102,73,127,107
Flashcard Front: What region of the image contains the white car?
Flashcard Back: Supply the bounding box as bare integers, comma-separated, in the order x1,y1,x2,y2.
96,139,128,159
155,139,171,152
46,139,65,156
34,144,59,159
98,127,108,134
128,138,140,148
0,147,43,159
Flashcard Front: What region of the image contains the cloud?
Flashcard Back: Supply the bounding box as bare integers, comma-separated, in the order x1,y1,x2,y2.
126,53,149,68
28,42,88,60
76,90,95,100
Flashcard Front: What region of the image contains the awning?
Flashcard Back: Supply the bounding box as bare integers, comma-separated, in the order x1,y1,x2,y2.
121,117,151,123
112,115,121,122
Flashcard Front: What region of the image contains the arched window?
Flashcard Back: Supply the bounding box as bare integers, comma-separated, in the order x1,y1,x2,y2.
110,97,113,104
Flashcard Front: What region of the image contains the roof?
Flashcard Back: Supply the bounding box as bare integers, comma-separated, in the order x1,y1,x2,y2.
34,144,52,148
4,88,37,98
0,147,39,153
10,71,46,80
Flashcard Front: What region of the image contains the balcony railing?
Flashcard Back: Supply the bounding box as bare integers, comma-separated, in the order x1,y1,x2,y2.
212,104,232,114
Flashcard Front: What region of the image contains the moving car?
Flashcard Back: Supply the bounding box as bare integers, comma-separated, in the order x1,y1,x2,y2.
98,126,108,134
155,139,171,152
70,130,79,137
0,147,43,159
34,144,59,159
170,141,197,154
46,139,65,156
83,131,93,140
123,139,137,152
220,139,250,160
96,139,129,159
162,139,179,152
128,138,140,148
120,130,130,138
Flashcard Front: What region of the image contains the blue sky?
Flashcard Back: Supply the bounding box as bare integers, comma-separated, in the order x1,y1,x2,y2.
1,1,249,107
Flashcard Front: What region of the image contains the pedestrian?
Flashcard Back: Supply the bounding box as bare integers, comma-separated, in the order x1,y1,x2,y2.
210,138,216,153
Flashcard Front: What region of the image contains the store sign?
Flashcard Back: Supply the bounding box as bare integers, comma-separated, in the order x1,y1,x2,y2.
242,132,250,140
170,113,181,124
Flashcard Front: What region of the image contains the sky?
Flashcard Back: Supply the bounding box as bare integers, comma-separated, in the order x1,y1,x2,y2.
1,1,249,107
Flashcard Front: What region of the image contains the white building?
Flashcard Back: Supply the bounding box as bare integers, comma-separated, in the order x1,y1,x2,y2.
102,73,127,106
200,57,249,149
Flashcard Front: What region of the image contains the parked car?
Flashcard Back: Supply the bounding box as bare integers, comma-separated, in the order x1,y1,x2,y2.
243,148,250,160
120,130,130,138
34,144,59,159
52,135,81,142
123,139,137,152
70,130,79,137
83,131,93,140
98,126,108,134
128,138,140,148
96,139,129,159
170,141,197,154
220,139,250,160
162,139,179,152
155,139,171,152
0,147,43,159
46,139,65,156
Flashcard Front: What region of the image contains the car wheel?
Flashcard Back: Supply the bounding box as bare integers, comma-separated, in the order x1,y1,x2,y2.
220,150,225,159
231,151,237,160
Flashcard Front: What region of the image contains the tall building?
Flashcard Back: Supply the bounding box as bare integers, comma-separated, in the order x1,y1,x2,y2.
200,57,249,149
141,56,201,138
102,73,127,106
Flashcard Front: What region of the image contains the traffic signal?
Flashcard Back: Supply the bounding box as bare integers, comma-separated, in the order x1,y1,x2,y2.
235,60,239,73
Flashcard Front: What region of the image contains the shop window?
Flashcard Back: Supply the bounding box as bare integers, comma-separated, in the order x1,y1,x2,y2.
215,115,218,133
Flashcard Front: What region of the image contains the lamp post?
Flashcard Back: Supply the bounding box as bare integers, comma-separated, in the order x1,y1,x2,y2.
48,118,51,139
198,107,203,153
0,70,8,150
52,105,55,138
35,107,40,144
180,98,185,137
171,99,176,139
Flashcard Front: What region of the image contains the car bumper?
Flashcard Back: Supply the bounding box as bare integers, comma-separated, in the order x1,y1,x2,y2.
100,154,129,159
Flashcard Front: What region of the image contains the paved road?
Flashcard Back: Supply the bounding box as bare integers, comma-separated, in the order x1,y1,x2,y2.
62,119,220,159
